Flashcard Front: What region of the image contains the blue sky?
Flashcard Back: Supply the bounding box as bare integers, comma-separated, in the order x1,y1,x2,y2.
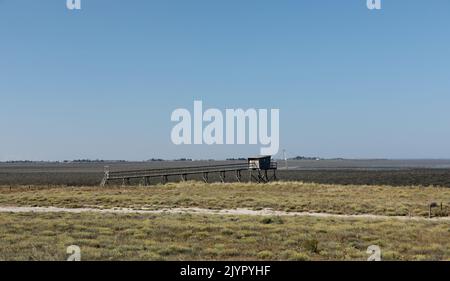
1,0,449,161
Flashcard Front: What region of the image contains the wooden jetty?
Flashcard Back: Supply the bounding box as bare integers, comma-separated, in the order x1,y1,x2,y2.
100,156,277,186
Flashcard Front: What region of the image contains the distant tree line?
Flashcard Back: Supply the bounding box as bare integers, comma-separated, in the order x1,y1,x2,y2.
289,156,322,160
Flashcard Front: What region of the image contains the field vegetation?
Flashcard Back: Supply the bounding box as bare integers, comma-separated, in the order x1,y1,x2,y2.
0,182,449,217
0,212,449,261
1,181,449,260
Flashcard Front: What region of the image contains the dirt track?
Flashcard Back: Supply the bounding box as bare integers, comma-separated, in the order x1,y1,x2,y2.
0,206,449,222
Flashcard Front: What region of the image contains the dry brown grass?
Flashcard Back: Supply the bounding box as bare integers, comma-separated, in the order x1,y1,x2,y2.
0,212,449,261
0,181,449,217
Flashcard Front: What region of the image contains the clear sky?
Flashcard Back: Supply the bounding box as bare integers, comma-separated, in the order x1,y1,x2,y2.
1,0,449,161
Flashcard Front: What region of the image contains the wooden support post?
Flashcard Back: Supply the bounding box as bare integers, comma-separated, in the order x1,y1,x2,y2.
161,175,168,184
181,174,187,182
202,172,209,183
429,202,438,218
100,166,109,187
235,170,241,182
250,170,260,183
219,171,226,183
257,170,266,183
122,178,130,186
144,177,150,186
100,174,108,187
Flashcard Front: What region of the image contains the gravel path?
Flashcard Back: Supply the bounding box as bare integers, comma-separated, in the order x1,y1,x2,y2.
0,206,449,222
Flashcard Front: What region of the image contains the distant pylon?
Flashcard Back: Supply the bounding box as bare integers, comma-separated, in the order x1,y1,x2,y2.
283,149,288,170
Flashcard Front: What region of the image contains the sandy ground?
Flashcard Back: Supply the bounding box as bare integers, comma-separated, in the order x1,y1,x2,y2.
0,206,449,222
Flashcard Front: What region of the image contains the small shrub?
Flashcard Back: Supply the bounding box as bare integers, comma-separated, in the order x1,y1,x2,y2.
260,216,284,224
302,239,319,253
280,250,310,261
257,250,274,260
221,228,234,236
413,255,428,261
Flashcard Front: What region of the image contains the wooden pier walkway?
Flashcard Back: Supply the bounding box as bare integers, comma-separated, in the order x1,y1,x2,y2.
100,157,277,186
